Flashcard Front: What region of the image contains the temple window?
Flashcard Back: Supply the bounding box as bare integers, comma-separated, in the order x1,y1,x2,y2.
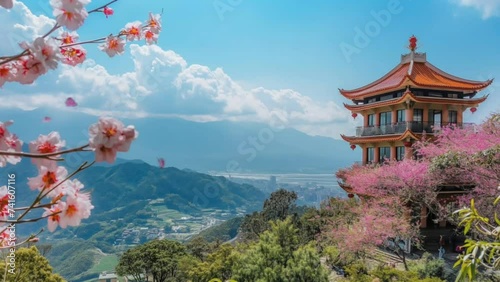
380,94,393,101
396,146,405,161
413,109,423,122
367,147,374,163
449,110,458,124
429,92,443,97
397,109,405,122
379,147,390,162
367,114,375,126
379,112,392,125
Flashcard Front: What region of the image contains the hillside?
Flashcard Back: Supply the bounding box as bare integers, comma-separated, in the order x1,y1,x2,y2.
5,160,267,238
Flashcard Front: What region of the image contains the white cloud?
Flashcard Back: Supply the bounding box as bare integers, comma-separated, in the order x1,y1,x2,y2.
0,2,354,139
0,0,56,55
451,0,500,19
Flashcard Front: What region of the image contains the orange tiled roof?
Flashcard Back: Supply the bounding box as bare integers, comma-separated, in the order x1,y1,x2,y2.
339,60,493,100
340,129,420,144
344,91,488,111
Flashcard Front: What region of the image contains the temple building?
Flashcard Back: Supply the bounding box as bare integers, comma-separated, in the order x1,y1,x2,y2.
338,36,493,228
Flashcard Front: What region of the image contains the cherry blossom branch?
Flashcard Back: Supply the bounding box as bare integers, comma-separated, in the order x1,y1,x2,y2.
88,0,119,13
0,49,28,64
0,229,44,250
14,202,54,211
0,144,90,159
40,160,95,200
0,161,93,235
58,23,154,49
41,23,61,39
0,0,120,65
0,213,56,224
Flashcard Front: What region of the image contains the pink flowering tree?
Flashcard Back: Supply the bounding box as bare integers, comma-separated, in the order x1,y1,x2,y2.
333,113,499,259
0,0,162,248
431,114,499,281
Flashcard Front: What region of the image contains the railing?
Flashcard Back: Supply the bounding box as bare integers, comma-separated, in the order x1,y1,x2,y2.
355,122,475,137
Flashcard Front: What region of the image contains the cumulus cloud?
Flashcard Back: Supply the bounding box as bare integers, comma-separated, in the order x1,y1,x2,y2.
451,0,500,19
0,2,354,139
0,0,56,55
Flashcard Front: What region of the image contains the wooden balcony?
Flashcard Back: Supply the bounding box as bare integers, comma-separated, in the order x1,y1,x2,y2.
355,122,475,137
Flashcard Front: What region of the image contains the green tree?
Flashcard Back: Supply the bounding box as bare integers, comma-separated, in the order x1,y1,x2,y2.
187,243,240,282
185,237,211,261
232,217,329,282
0,246,65,282
261,189,298,221
240,189,299,241
116,239,188,282
116,248,145,282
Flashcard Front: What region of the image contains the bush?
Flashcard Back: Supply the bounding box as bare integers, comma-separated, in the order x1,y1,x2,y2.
370,265,419,282
343,261,371,282
408,252,451,281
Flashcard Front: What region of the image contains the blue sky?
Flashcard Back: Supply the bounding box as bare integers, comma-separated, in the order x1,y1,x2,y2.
0,0,499,144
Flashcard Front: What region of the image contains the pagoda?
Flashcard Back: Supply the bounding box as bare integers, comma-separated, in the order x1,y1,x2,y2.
338,36,493,228
340,36,492,164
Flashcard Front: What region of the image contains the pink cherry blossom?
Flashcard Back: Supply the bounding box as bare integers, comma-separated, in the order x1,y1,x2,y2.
43,201,66,232
0,63,16,87
0,186,10,222
14,55,46,84
50,0,89,31
28,166,68,197
99,35,125,57
25,37,60,70
60,45,86,66
0,120,22,167
147,13,161,34
123,21,142,41
113,126,138,152
0,230,11,247
62,178,84,197
59,31,79,45
103,6,113,18
88,117,138,163
144,29,158,45
59,190,94,228
29,132,66,169
65,97,78,107
0,0,13,9
89,117,126,148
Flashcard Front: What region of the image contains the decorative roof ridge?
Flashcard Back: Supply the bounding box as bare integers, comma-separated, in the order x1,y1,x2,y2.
401,52,426,65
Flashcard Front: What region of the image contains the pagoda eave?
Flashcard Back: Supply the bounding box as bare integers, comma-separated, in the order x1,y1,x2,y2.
345,93,488,112
339,60,493,100
338,182,353,193
341,130,419,144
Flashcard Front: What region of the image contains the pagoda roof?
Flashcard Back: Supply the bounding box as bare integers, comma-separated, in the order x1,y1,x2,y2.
344,91,488,111
341,129,419,144
339,52,493,100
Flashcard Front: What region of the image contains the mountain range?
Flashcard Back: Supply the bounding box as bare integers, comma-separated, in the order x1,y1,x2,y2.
2,108,359,173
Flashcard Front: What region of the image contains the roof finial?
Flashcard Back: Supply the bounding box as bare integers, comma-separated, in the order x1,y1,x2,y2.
409,35,417,52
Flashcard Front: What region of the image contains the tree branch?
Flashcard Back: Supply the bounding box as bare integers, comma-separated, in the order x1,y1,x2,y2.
0,144,90,159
